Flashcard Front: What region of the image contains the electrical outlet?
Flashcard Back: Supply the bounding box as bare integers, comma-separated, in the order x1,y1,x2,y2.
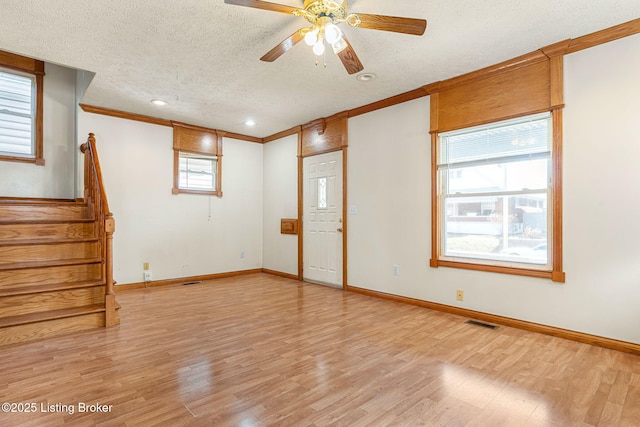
456,290,464,301
143,271,152,282
240,251,245,259
393,265,400,276
143,262,150,271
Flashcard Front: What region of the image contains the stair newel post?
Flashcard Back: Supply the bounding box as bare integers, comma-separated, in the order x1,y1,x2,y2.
104,212,117,326
83,133,120,327
81,140,92,207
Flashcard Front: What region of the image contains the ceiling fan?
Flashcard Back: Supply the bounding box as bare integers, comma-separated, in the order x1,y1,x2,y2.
224,0,427,74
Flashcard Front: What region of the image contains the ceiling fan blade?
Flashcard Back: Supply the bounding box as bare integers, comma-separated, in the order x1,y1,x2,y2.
260,29,306,62
335,36,364,75
352,13,427,35
224,0,300,15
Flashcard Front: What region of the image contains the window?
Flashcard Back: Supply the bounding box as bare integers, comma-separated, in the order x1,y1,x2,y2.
178,153,217,192
172,122,223,196
429,56,565,282
0,70,35,157
438,113,552,269
317,177,327,209
0,50,44,165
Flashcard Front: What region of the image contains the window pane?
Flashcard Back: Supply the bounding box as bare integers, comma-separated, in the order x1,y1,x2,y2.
318,177,327,209
184,172,214,190
178,154,216,191
444,194,548,265
185,157,213,174
438,113,552,268
0,71,33,116
0,111,32,154
0,71,34,156
448,158,549,194
440,115,550,165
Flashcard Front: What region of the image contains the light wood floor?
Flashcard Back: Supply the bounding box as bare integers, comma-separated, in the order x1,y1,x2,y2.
1,273,639,426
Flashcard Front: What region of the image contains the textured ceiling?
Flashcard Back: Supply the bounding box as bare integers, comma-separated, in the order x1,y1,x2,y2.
1,1,639,138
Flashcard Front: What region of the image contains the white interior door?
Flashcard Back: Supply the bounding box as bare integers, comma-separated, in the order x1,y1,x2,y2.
303,151,343,286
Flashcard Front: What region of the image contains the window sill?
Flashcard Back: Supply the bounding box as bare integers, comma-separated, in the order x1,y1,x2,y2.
0,154,45,165
172,187,222,197
430,258,565,282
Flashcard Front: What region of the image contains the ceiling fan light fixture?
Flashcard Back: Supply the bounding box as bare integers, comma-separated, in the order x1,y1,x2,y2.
324,22,342,44
304,27,319,46
312,39,325,56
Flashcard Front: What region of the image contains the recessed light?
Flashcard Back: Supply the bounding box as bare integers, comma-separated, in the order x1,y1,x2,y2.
356,73,376,82
244,119,256,127
151,99,168,106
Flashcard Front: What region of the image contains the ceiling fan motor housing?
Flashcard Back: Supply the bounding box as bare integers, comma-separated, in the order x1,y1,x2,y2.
299,0,348,24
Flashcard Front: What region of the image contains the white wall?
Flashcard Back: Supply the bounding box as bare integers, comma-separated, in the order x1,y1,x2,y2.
78,110,264,285
262,134,298,276
0,63,77,198
347,34,640,345
562,33,640,343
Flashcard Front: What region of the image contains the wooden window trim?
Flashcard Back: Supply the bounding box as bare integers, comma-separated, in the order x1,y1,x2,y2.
0,50,44,166
171,150,222,197
171,122,223,197
429,57,565,283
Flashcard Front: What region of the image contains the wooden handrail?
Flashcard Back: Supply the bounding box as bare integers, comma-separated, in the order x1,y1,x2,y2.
80,133,118,326
80,133,110,215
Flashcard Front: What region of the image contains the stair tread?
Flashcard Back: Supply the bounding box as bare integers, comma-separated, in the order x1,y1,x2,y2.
0,219,96,226
0,304,105,328
0,257,103,271
0,237,99,247
0,198,82,205
0,280,105,297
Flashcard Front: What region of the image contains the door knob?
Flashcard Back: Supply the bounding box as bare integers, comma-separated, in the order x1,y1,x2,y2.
337,227,343,233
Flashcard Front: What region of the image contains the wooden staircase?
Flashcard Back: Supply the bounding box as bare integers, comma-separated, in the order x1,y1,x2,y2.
0,134,119,346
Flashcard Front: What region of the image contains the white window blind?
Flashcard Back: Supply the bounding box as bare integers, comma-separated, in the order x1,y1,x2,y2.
439,113,551,170
179,153,217,191
0,70,35,157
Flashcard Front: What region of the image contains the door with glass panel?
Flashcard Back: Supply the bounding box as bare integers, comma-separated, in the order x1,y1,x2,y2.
303,151,343,286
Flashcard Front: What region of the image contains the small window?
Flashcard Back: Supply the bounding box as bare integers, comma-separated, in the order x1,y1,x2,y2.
179,153,217,192
172,122,222,197
437,113,552,269
317,177,327,209
0,70,35,157
0,50,44,165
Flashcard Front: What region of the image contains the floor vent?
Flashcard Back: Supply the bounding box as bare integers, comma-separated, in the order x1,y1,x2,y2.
182,281,202,286
465,319,499,330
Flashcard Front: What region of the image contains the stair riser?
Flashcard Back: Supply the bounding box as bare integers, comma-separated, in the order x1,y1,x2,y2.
0,287,105,318
0,205,90,221
0,242,99,266
0,222,95,241
0,264,102,289
0,313,105,346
